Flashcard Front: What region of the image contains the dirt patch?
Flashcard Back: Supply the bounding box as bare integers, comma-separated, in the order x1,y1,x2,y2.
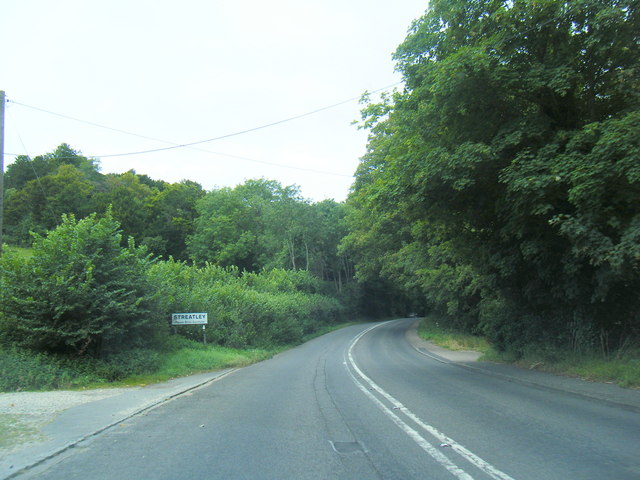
0,389,129,453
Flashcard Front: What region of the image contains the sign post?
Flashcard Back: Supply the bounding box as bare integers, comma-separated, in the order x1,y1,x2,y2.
171,313,208,344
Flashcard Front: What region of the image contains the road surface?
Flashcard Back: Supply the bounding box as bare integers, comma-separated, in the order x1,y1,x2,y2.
17,319,640,479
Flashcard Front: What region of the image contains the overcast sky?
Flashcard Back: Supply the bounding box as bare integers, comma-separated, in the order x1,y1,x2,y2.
2,0,427,202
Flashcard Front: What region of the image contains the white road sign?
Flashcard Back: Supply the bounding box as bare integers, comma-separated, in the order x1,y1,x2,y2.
171,313,208,325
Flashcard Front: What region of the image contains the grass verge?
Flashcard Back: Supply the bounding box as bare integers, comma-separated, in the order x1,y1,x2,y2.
101,345,276,388
482,349,640,388
0,322,359,392
418,314,640,388
417,314,493,355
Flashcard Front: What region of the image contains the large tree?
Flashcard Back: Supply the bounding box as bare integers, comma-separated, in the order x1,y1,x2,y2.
188,180,276,270
347,0,640,351
146,180,205,260
3,145,103,244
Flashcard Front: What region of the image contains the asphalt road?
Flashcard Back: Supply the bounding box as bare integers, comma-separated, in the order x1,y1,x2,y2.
18,319,640,479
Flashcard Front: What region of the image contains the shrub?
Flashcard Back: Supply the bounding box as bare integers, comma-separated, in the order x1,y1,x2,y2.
93,349,161,381
0,347,84,391
0,211,164,357
147,259,346,348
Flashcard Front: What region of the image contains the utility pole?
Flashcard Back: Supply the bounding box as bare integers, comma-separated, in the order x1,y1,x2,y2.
0,90,5,255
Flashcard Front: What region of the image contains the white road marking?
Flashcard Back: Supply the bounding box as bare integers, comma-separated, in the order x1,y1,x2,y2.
346,322,517,480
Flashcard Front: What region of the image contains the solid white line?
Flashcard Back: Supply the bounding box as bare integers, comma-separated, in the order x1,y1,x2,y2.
409,343,451,364
346,357,475,480
347,322,517,480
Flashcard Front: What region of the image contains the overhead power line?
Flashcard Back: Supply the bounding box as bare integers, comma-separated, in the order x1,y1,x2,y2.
7,82,402,159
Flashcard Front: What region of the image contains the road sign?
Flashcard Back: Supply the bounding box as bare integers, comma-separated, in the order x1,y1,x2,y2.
171,313,208,325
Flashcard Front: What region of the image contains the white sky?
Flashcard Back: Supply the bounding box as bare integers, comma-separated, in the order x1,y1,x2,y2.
2,0,427,202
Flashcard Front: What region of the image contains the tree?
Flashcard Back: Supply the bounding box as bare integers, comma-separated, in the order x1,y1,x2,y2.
348,0,640,350
146,180,204,260
188,184,266,270
4,144,101,190
188,179,315,271
4,164,97,244
93,171,159,247
308,200,353,290
3,145,104,245
4,154,53,191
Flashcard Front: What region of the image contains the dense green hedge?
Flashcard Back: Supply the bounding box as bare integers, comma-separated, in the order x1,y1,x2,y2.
148,261,345,348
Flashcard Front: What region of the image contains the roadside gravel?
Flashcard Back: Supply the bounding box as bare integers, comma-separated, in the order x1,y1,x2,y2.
0,389,131,416
0,388,134,454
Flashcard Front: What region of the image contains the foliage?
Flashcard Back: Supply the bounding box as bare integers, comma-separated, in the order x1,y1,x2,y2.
5,163,98,244
149,180,205,260
347,0,640,353
0,347,82,391
3,146,204,259
187,180,273,270
188,179,353,289
0,211,163,357
148,260,346,348
4,147,350,295
91,349,162,382
4,144,101,191
419,316,640,388
93,172,159,246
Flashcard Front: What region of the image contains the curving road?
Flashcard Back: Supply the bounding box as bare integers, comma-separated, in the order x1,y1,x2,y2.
20,319,640,479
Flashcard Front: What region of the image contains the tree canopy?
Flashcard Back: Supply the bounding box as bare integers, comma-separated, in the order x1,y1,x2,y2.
188,179,352,290
2,148,353,294
3,147,205,260
345,0,640,352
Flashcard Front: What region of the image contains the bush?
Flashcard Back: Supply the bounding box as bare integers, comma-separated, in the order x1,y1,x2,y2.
0,347,89,391
93,349,161,381
147,259,347,348
0,211,165,357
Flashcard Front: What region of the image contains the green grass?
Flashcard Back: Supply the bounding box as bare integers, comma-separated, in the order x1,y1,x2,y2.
137,346,273,384
136,321,361,386
418,314,493,355
418,314,640,389
566,357,640,388
61,345,276,390
0,342,274,392
483,349,640,389
0,322,359,392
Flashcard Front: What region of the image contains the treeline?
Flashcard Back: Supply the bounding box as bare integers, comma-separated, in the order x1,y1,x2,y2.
0,146,357,375
3,144,352,288
4,144,202,260
342,0,640,355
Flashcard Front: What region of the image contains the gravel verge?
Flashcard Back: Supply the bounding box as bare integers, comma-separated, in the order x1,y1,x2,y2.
0,388,131,454
0,389,130,415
